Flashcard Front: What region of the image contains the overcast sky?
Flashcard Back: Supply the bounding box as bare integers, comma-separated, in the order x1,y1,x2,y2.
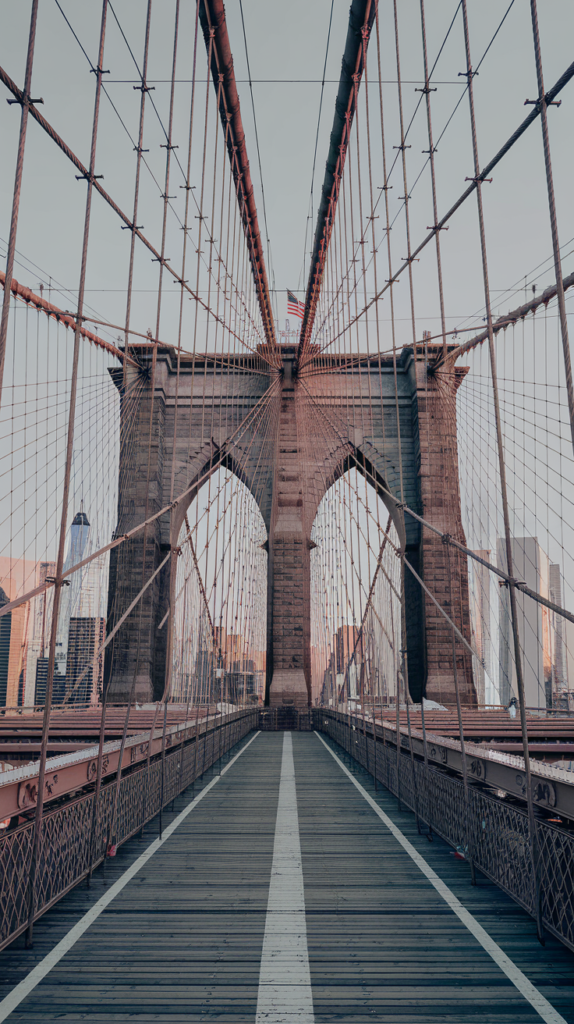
1,0,573,345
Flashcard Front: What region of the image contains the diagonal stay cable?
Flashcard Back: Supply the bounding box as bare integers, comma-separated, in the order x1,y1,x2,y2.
316,56,574,352
0,374,282,619
0,64,277,367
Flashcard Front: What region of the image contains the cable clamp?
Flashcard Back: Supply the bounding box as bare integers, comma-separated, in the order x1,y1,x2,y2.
45,576,70,587
501,577,526,589
75,173,104,181
415,86,437,94
465,176,492,183
121,224,144,230
427,224,449,231
62,310,88,321
524,97,561,107
7,95,44,106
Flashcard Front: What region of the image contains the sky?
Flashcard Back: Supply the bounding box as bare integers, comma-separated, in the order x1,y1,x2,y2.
1,0,573,344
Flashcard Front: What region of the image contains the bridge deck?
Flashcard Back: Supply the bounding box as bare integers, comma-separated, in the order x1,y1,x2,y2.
1,731,573,1023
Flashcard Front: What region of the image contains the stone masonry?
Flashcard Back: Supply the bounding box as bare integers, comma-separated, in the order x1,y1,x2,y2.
105,343,476,707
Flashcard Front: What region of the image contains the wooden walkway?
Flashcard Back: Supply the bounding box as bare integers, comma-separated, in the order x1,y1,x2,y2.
0,730,573,1023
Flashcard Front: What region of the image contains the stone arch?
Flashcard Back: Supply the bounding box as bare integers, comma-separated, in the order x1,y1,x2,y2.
307,445,425,700
169,446,268,551
169,464,268,706
318,447,407,553
309,463,403,707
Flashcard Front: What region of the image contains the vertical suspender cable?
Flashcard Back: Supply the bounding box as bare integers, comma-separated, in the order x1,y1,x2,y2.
123,0,153,367
418,0,448,357
528,0,574,452
109,0,156,853
155,0,181,342
392,0,417,351
0,0,39,405
460,0,544,943
26,0,108,946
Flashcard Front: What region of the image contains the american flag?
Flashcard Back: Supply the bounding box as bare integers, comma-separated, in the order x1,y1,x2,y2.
287,290,305,319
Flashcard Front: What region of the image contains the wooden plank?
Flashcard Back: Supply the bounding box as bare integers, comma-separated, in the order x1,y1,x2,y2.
294,733,574,1023
0,730,572,1022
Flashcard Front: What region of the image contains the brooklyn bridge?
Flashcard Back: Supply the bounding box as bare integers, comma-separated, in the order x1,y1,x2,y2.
0,0,573,1020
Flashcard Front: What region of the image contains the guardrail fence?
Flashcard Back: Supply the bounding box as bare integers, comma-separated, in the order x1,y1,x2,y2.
315,709,574,955
0,709,257,951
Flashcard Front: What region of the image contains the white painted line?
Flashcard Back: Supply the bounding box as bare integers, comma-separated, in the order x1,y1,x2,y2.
314,731,568,1024
256,732,314,1024
0,731,261,1024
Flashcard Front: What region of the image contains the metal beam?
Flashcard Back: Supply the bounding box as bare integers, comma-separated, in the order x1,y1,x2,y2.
432,269,574,369
0,271,140,367
199,0,276,351
298,0,377,361
0,62,258,355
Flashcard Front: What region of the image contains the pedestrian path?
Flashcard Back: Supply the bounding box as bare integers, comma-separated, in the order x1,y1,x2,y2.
0,731,573,1023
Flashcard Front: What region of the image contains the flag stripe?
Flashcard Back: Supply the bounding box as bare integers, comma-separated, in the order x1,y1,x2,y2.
287,289,305,320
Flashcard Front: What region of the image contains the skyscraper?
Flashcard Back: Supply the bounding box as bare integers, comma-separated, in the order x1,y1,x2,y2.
65,617,105,704
0,584,31,707
497,537,553,709
0,558,37,707
549,564,568,697
56,508,90,680
26,561,56,706
470,552,492,705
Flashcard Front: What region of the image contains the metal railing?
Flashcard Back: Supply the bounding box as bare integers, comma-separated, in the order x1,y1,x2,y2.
315,709,574,955
0,708,257,951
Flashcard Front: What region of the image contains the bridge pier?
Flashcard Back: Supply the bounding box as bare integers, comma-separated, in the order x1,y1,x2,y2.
105,346,476,708
267,370,311,708
415,352,476,706
104,367,170,703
